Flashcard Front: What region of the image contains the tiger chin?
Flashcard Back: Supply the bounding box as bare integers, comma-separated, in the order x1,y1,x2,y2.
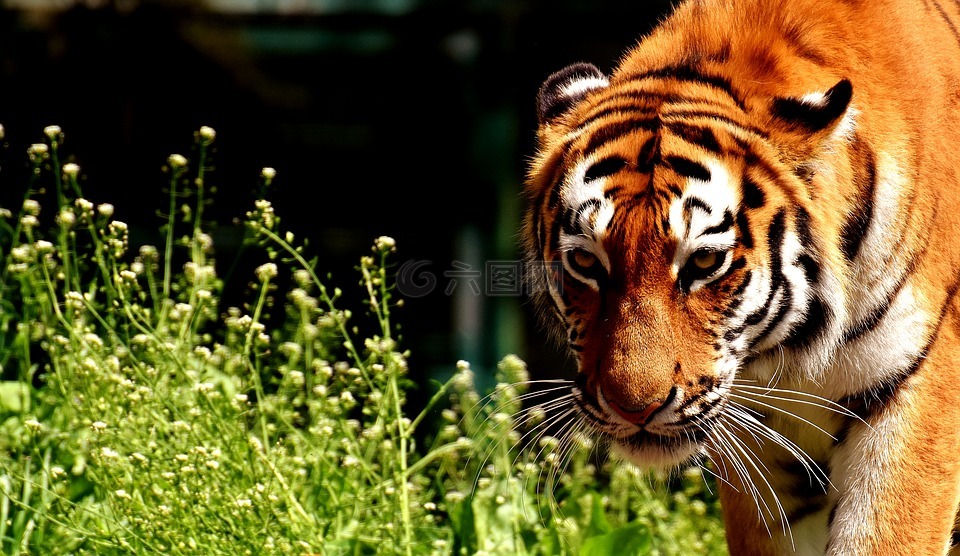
521,0,960,554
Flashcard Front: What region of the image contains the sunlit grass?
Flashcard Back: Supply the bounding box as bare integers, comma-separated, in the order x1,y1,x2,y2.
0,125,727,555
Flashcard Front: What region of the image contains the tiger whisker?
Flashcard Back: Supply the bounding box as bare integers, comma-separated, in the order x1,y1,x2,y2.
731,380,870,425
726,403,831,491
726,392,838,441
714,419,794,546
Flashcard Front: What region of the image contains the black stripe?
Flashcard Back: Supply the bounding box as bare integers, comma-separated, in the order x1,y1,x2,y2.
794,207,815,249
723,269,753,317
578,91,731,130
726,256,747,275
796,254,820,284
744,210,788,346
577,101,657,130
584,117,660,155
839,141,877,261
839,269,960,421
840,274,908,345
549,217,561,255
665,122,723,154
665,156,711,182
702,210,734,236
637,135,660,173
662,109,768,139
735,212,754,248
584,156,628,182
783,296,829,349
561,198,603,235
749,286,792,349
683,196,711,215
623,65,747,110
604,185,624,199
740,176,766,208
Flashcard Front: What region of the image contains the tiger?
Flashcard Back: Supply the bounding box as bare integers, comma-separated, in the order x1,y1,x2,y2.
520,0,960,554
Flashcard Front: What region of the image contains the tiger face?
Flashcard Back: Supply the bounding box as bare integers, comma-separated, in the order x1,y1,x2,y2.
522,0,960,553
524,62,853,469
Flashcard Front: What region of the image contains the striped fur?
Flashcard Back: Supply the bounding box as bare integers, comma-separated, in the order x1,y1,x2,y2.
522,0,960,553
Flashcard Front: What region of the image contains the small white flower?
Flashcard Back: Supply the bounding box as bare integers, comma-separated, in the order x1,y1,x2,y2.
255,262,278,282
261,167,276,180
75,198,93,213
91,421,108,431
236,498,252,508
168,154,188,169
24,419,42,432
101,447,119,458
342,455,359,468
63,163,80,177
57,209,75,228
97,203,113,217
34,240,53,254
374,236,396,252
43,125,62,140
27,143,48,158
205,460,220,470
11,246,31,263
50,466,66,479
20,215,38,230
22,199,40,215
198,126,216,143
115,489,131,500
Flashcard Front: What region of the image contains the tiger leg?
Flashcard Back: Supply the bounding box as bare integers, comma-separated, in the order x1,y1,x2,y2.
826,317,960,555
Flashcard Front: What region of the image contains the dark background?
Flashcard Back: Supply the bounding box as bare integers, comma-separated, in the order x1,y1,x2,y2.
0,0,675,390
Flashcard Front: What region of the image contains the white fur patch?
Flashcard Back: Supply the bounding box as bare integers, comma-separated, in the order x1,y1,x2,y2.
668,160,738,287
553,157,614,290
561,76,610,99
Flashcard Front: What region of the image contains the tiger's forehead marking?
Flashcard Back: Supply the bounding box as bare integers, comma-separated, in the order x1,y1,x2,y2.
668,159,739,275
558,158,617,243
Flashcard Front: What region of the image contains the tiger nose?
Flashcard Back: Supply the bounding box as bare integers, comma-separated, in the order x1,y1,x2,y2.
603,386,676,426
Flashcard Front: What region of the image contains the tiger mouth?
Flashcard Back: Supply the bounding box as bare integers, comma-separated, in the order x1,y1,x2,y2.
572,377,719,456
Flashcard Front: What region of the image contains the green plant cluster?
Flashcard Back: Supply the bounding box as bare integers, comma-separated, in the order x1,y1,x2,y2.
0,126,727,555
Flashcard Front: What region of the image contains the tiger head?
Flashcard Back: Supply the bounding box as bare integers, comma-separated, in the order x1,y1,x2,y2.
523,61,855,468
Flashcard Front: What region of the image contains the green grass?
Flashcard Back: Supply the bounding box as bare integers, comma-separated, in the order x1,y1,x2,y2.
0,125,727,555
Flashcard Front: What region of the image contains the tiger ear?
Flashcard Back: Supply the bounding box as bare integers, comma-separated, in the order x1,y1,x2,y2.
771,78,854,132
537,62,609,124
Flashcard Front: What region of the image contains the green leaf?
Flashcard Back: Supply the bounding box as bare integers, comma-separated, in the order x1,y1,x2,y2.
583,493,613,539
581,522,653,556
453,495,478,555
0,381,30,413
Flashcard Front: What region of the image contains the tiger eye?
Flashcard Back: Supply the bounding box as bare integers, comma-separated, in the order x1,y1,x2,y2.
691,251,718,270
573,250,598,269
